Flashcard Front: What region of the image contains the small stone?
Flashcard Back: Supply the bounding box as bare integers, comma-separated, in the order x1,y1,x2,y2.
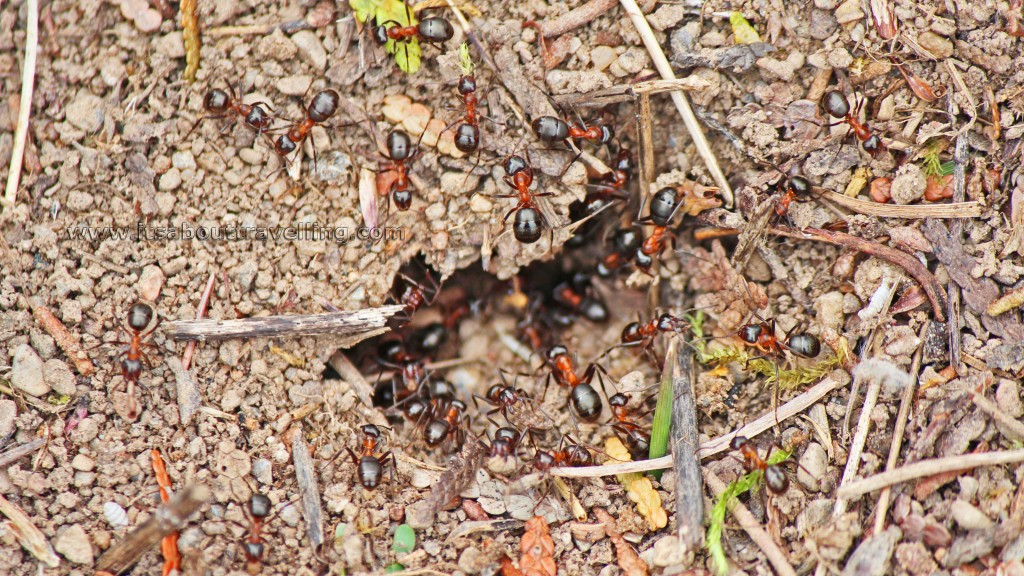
890,163,926,204
834,0,864,24
382,94,413,124
66,92,105,133
54,524,94,565
402,103,432,137
162,255,188,276
133,8,162,32
159,168,182,191
756,51,805,81
613,47,648,76
70,418,100,444
814,0,838,8
213,441,252,479
279,504,301,527
797,442,828,492
74,471,96,487
291,30,327,71
0,400,15,438
951,500,994,530
252,459,273,485
66,190,94,212
997,380,1024,417
469,193,492,213
153,32,187,59
224,170,244,185
277,75,313,96
171,151,196,171
220,388,243,412
11,344,49,397
591,46,617,71
256,29,298,61
71,454,96,472
99,57,127,87
137,265,165,302
918,32,953,59
809,9,838,40
651,534,685,567
43,359,76,397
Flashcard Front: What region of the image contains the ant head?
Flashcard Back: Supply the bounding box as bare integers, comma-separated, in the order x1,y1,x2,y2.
127,302,154,331
546,344,569,360
608,393,629,408
531,115,569,142
426,378,456,400
729,435,750,451
503,154,528,177
494,427,520,443
649,187,680,227
249,493,272,519
513,207,543,244
457,74,477,95
451,399,468,412
361,424,383,439
738,324,762,345
204,88,231,114
822,90,850,119
657,313,685,333
308,90,339,123
386,129,413,161
372,25,390,45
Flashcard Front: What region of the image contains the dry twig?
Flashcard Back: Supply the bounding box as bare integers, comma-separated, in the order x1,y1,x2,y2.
538,0,619,37
167,357,202,426
667,339,703,555
28,298,95,376
0,438,46,469
289,426,325,550
0,492,60,568
817,189,983,219
2,0,38,208
837,450,1024,499
181,271,216,371
166,305,403,341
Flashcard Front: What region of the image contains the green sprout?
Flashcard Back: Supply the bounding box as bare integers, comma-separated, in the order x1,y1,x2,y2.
457,42,475,76
707,449,791,575
349,0,422,73
648,350,674,476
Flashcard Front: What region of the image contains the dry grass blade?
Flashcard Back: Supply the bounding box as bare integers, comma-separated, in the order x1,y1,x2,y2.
818,189,982,218
838,449,1024,499
552,77,712,107
0,493,60,568
165,305,404,341
28,298,95,376
0,438,46,469
181,271,216,371
2,0,38,208
594,509,649,576
180,0,200,82
618,0,734,207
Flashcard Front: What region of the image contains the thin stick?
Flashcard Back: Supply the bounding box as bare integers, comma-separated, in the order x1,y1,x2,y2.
2,0,38,207
206,19,312,37
165,305,403,341
551,372,846,476
289,426,325,550
28,298,96,376
326,351,390,429
637,92,655,202
539,0,619,37
181,271,216,371
817,189,982,219
0,439,46,471
619,0,734,207
834,365,883,517
837,450,1024,499
968,387,1024,442
667,339,703,553
704,470,797,576
0,492,60,567
96,484,210,574
873,322,928,534
552,77,712,107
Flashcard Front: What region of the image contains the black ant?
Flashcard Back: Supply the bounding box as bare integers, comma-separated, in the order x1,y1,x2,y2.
736,318,821,360
634,187,685,273
474,375,554,432
543,345,606,422
380,129,420,213
387,267,439,326
769,174,814,219
608,313,691,366
821,89,886,157
566,149,634,248
487,426,524,460
492,154,552,244
551,273,608,324
184,83,274,142
730,436,789,495
103,302,161,420
374,340,429,405
596,228,642,278
423,398,468,448
372,11,454,47
273,89,339,166
608,393,651,459
238,493,273,574
532,115,615,148
345,424,396,490
532,435,595,473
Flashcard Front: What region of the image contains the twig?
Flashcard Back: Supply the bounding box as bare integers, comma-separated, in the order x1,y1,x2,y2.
166,357,202,426
618,0,734,207
873,322,928,534
837,450,1024,499
704,470,797,576
2,0,38,208
96,484,210,574
551,372,847,476
968,386,1024,442
539,0,619,38
947,126,969,373
289,426,325,550
0,492,60,567
28,297,95,376
326,350,390,428
817,189,983,219
206,19,313,37
181,271,216,371
667,339,703,554
551,77,711,107
0,438,46,469
637,92,654,202
165,305,403,341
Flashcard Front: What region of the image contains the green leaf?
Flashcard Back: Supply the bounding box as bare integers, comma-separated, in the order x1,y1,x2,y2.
392,524,416,554
939,161,956,176
385,563,405,573
377,0,422,73
349,0,380,24
458,42,475,76
730,12,761,44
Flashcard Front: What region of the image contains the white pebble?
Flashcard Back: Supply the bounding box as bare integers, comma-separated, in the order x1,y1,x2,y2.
104,502,130,528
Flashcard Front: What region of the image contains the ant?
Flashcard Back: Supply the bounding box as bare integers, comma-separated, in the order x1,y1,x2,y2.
608,393,651,459
532,115,615,148
372,11,454,47
273,89,339,167
730,436,789,495
474,375,554,432
768,174,814,219
566,149,634,248
543,345,606,422
488,426,525,460
492,154,552,244
345,424,396,490
374,340,429,404
237,493,273,574
184,83,274,142
596,228,641,278
737,318,821,360
103,302,161,420
423,398,468,448
532,435,595,473
633,186,689,273
379,129,420,213
821,89,886,157
443,74,482,155
607,313,691,367
552,273,609,324
387,267,439,326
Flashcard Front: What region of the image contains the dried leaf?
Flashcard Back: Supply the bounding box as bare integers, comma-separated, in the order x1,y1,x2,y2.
520,516,556,576
604,438,668,530
594,509,649,576
677,181,722,216
689,241,769,333
729,12,761,44
870,0,898,39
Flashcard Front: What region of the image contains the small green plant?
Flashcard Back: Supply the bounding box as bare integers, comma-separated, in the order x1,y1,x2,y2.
383,523,416,572
458,42,474,76
349,0,422,73
706,449,791,575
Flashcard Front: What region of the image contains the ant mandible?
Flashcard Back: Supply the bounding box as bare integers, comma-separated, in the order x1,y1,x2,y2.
273,89,340,166
821,90,886,157
184,83,275,142
345,424,396,490
492,154,552,244
730,436,789,494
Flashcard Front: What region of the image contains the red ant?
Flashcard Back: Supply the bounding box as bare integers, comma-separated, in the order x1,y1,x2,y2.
551,273,609,324
379,129,420,213
543,345,606,422
103,302,161,420
423,398,468,448
273,89,339,167
769,174,814,218
737,318,821,360
474,375,554,432
821,89,886,157
345,424,396,490
184,83,274,142
730,436,789,494
605,313,691,367
634,187,685,273
595,228,642,278
487,426,525,460
443,74,481,154
491,154,552,244
238,493,273,574
608,393,651,459
567,149,634,247
374,340,429,404
372,11,454,47
386,267,439,326
532,115,614,147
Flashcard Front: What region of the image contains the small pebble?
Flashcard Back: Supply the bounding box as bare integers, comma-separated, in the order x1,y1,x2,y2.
53,524,94,565
797,442,828,492
591,46,617,71
402,103,432,137
951,500,994,530
0,400,16,438
12,344,49,397
252,459,274,485
171,151,196,171
291,30,328,71
382,94,413,125
651,534,685,567
469,194,492,213
834,0,864,24
162,255,188,276
43,359,76,397
133,8,162,32
65,92,105,133
256,29,298,61
153,32,187,59
137,265,165,302
158,168,182,191
224,170,245,185
918,31,954,59
890,163,926,204
214,441,252,479
277,75,313,96
997,380,1024,417
71,455,95,472
103,502,129,528
279,504,302,527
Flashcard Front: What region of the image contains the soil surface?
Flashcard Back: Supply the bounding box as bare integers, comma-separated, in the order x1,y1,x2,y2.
2,0,1024,575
